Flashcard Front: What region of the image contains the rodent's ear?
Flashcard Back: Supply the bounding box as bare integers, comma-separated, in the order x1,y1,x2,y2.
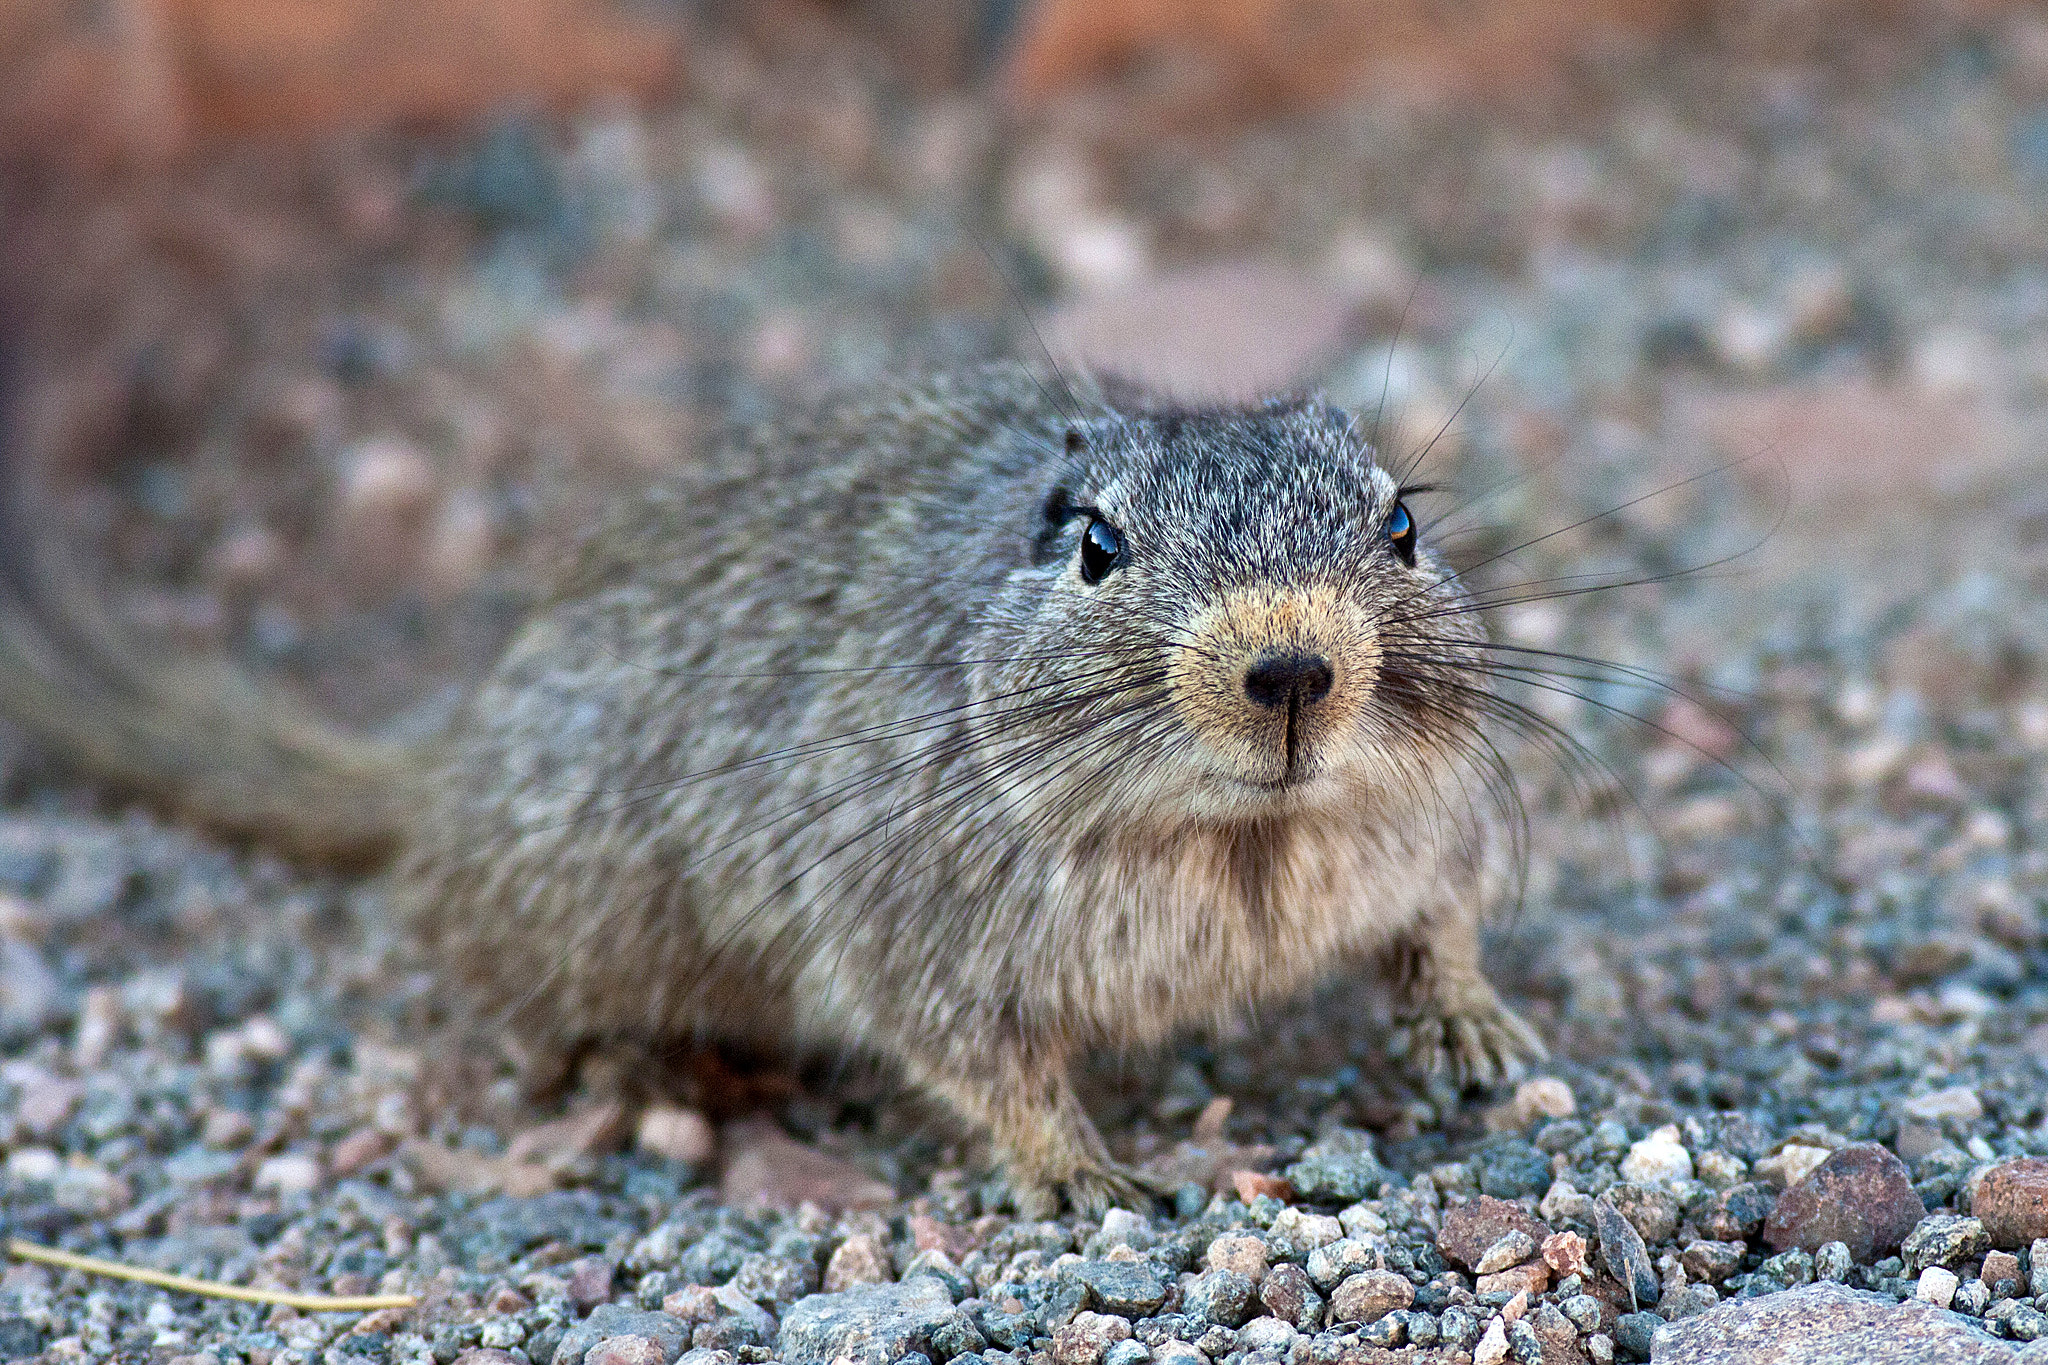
1034,485,1077,566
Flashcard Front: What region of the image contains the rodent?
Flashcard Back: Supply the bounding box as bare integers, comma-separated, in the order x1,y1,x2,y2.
0,358,1543,1213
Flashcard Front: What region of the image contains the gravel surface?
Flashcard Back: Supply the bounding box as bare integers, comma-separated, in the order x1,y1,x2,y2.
5,12,2048,1365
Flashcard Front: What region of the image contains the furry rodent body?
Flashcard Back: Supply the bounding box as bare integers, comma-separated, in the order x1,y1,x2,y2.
403,362,1539,1210
0,360,1540,1212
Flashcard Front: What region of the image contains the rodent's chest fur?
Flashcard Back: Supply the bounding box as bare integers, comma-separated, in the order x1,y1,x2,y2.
988,807,1456,1046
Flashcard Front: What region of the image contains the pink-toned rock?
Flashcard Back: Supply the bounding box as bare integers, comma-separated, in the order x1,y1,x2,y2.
718,1121,894,1211
564,1256,615,1312
582,1337,664,1365
1330,1269,1413,1324
13,1071,82,1138
1437,1196,1552,1272
908,1213,980,1261
506,1102,626,1167
487,1284,532,1315
1762,1143,1923,1261
1232,1169,1294,1203
823,1233,892,1291
201,1107,255,1149
1526,1301,1587,1365
400,1138,556,1197
1651,1282,2016,1364
1475,1261,1550,1299
1512,1077,1578,1124
329,1127,396,1177
1980,1249,2021,1292
1542,1230,1589,1278
339,437,437,520
1972,1157,2048,1249
353,1307,410,1336
206,524,286,591
1051,1310,1131,1365
1207,1233,1271,1284
661,1285,717,1322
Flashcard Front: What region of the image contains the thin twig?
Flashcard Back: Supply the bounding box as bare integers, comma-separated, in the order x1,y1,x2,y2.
5,1239,418,1312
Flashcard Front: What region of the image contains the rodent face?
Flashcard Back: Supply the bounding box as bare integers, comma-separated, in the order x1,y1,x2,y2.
978,396,1486,831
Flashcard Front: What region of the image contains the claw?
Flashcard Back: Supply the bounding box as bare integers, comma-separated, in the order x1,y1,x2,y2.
999,1160,1170,1217
1064,1159,1172,1215
1396,995,1544,1093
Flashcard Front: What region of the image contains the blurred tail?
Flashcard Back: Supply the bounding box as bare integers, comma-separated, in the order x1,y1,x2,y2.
0,336,419,868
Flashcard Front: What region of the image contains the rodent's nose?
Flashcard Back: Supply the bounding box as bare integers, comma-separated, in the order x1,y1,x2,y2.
1243,649,1334,710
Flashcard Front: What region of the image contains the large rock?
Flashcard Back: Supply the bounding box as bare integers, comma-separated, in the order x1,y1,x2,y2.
1648,1282,2020,1363
1973,1158,2048,1249
1762,1144,1923,1261
776,1280,972,1365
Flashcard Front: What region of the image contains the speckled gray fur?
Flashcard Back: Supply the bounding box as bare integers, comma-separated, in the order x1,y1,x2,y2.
402,361,1541,1212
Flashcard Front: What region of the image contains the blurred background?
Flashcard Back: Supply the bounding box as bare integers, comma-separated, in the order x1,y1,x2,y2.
4,0,2047,731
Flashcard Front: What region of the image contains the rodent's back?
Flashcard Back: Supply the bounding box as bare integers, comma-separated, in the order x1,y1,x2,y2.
401,363,1081,1049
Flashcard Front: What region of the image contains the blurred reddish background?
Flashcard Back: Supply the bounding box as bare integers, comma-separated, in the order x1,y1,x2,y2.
6,0,2034,165
4,0,2045,724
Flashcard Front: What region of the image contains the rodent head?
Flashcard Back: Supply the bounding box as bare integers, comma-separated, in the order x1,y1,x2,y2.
977,394,1486,830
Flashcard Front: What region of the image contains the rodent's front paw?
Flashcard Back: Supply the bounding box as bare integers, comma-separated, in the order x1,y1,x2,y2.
1063,1159,1174,1217
1392,991,1546,1090
1005,1160,1171,1218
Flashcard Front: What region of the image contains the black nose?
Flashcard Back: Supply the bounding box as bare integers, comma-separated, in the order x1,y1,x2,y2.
1244,649,1334,710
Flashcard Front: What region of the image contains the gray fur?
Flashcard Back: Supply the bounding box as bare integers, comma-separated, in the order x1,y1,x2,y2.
401,361,1543,1212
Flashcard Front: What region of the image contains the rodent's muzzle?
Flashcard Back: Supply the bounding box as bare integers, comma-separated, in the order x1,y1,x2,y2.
1168,587,1380,790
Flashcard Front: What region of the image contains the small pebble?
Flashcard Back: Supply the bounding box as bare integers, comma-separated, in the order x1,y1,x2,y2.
1472,1316,1510,1365
1512,1077,1577,1124
1916,1266,1960,1308
1475,1230,1539,1275
1618,1126,1693,1186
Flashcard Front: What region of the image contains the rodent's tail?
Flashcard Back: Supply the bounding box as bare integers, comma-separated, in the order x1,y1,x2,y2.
0,336,418,869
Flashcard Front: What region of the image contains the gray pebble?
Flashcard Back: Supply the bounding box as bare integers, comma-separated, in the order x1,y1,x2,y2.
1613,1311,1662,1361
1436,1307,1480,1351
1594,1197,1660,1311
1182,1271,1255,1329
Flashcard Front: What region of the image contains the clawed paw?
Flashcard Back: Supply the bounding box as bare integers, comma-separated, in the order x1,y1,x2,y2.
1391,993,1546,1090
1006,1160,1173,1218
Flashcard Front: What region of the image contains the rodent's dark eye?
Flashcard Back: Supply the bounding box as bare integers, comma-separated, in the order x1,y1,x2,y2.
1079,518,1123,584
1386,499,1416,566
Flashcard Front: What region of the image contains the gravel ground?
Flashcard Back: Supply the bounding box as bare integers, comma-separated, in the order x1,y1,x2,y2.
5,11,2048,1365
